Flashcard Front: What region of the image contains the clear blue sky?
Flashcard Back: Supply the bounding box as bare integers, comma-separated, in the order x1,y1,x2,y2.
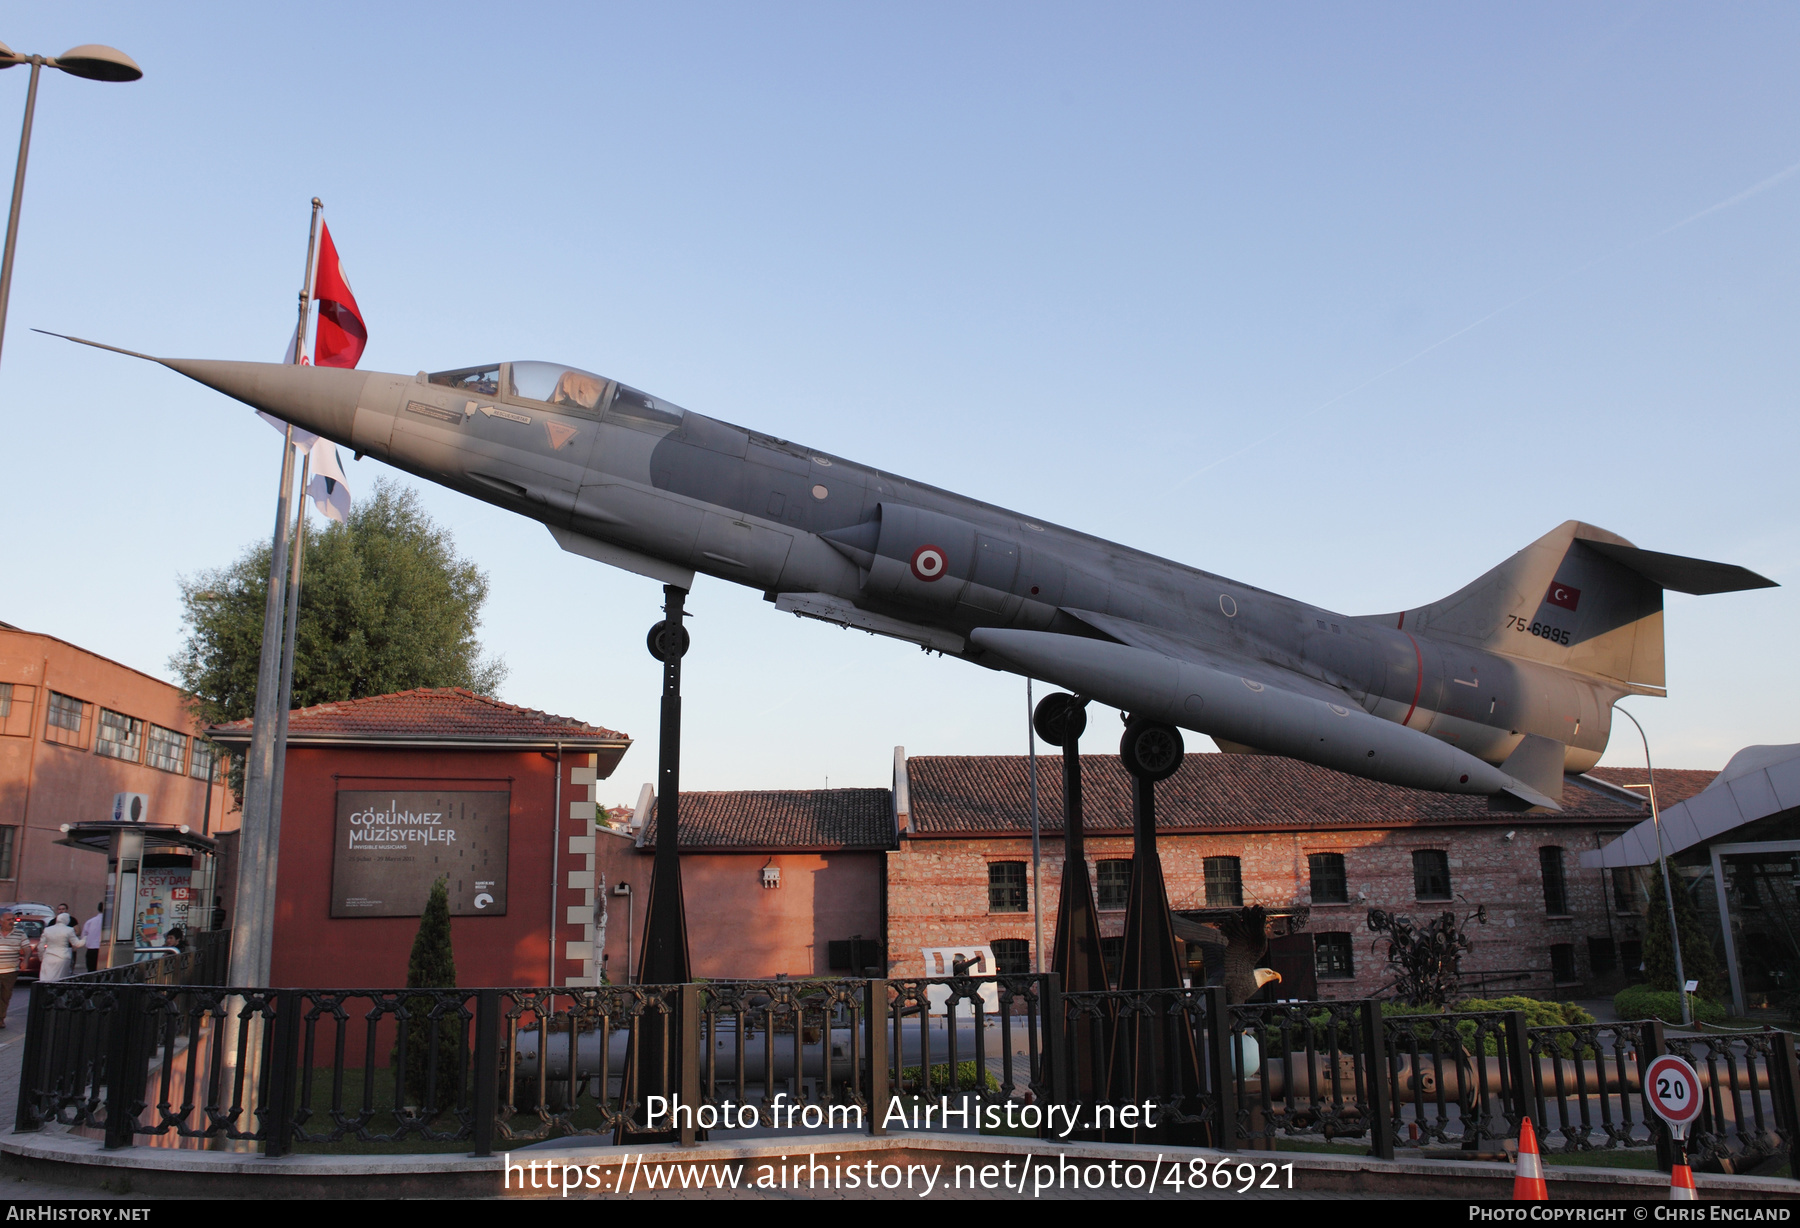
1,4,1795,803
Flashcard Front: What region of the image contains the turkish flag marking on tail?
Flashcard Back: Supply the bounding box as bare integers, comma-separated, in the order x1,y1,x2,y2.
312,222,367,369
1545,582,1581,612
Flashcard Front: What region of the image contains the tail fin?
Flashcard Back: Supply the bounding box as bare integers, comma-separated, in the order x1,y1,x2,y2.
1379,521,1774,696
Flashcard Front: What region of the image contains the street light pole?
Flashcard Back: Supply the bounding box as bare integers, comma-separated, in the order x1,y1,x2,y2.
0,52,43,368
1617,706,1690,1026
0,42,142,370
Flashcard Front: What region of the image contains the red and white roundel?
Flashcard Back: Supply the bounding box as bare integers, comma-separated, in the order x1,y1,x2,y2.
910,544,948,583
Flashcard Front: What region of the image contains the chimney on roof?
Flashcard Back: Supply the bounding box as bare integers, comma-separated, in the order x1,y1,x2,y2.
630,783,654,847
892,746,909,834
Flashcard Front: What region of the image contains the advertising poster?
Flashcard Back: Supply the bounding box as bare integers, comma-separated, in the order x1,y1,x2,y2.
331,790,509,918
136,867,193,947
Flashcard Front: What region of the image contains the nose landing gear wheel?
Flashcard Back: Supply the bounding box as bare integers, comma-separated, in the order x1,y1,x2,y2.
1120,718,1184,781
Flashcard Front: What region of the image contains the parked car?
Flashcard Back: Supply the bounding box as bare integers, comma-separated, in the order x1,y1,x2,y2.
0,904,56,980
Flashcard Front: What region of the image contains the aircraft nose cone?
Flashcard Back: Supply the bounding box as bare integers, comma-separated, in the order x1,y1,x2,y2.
158,358,371,443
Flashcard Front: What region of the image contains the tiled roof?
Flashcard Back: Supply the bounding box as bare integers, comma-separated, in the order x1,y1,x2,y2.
209,687,627,746
905,753,1664,837
641,789,894,851
1584,767,1717,811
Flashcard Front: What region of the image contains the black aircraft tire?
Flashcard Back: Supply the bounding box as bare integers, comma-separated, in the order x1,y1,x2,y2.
646,620,691,663
1032,692,1088,747
1119,718,1184,782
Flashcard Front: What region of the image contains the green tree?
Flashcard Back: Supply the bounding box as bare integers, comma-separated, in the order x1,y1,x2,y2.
1643,868,1724,1001
398,876,458,1106
171,476,507,737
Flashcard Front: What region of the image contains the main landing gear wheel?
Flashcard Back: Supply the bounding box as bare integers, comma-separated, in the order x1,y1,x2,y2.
646,620,691,663
1032,692,1089,747
1119,718,1184,782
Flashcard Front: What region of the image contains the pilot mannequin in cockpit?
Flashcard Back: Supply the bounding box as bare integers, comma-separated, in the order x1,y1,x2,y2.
550,369,605,411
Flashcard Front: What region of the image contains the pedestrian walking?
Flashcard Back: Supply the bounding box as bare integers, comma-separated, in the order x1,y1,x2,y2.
37,913,84,983
80,905,103,973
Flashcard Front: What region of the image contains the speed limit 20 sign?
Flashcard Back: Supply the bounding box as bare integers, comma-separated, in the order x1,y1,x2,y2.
1645,1054,1702,1139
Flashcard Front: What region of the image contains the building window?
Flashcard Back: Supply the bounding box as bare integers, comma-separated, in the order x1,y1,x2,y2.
1096,860,1131,911
45,691,85,746
1204,856,1243,907
0,826,14,879
1100,936,1124,985
988,862,1027,913
1309,853,1347,904
1540,846,1569,915
827,937,881,972
991,938,1030,975
95,709,143,762
146,725,187,774
0,683,10,718
1550,943,1578,984
1315,932,1354,978
190,740,220,780
1612,867,1644,914
1588,936,1616,975
1413,850,1452,900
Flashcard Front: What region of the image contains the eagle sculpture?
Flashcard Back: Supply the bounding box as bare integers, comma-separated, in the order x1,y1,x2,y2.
1172,905,1284,1004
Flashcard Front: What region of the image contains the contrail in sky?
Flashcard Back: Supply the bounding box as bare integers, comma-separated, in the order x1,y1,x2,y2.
1174,156,1800,487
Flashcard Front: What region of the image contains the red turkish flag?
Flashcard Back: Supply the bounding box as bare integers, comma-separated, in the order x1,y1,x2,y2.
312,222,367,369
1545,581,1581,611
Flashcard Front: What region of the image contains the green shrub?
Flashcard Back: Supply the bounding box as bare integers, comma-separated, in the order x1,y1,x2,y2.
1376,996,1596,1057
1613,985,1726,1026
897,1061,1001,1093
1456,996,1595,1028
395,877,458,1106
1643,873,1725,1000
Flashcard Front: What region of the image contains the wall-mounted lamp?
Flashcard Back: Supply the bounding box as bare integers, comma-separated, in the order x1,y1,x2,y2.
760,859,781,889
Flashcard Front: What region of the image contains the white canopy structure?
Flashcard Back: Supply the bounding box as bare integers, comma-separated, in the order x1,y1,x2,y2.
1580,744,1800,870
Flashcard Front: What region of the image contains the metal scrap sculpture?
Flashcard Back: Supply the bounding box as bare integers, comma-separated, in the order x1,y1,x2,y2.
1367,904,1487,1007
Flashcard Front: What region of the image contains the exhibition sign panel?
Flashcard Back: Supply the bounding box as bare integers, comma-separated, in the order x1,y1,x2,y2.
331,789,510,918
136,867,193,946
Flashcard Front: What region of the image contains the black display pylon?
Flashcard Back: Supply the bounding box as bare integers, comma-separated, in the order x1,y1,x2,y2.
617,584,694,1144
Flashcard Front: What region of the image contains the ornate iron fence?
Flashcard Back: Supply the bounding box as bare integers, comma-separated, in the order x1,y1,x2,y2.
14,974,1800,1172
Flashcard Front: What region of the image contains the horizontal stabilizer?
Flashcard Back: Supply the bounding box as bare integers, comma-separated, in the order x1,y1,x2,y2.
1575,538,1777,596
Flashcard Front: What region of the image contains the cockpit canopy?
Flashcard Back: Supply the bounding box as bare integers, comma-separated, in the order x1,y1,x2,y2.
427,361,680,425
509,360,606,410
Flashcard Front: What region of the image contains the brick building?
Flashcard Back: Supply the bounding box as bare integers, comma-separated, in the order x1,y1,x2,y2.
887,750,1715,998
583,788,894,983
0,622,236,913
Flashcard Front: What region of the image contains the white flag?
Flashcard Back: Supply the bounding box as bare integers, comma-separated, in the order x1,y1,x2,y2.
306,441,352,523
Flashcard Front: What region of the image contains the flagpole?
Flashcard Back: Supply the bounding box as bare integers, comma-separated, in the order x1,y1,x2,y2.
226,199,322,989
259,451,307,983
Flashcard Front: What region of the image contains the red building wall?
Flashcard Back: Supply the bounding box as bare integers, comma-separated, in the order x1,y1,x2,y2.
586,844,884,981
0,628,236,915
270,744,581,989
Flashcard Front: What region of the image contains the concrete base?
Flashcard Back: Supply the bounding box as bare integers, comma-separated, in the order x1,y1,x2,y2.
4,1129,1797,1199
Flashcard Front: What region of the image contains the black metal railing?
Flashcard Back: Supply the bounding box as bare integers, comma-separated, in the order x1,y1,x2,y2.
60,929,231,988
15,974,1800,1173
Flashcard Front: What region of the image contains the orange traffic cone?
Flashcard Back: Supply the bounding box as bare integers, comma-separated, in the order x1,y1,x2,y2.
1669,1153,1697,1201
1513,1116,1548,1200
